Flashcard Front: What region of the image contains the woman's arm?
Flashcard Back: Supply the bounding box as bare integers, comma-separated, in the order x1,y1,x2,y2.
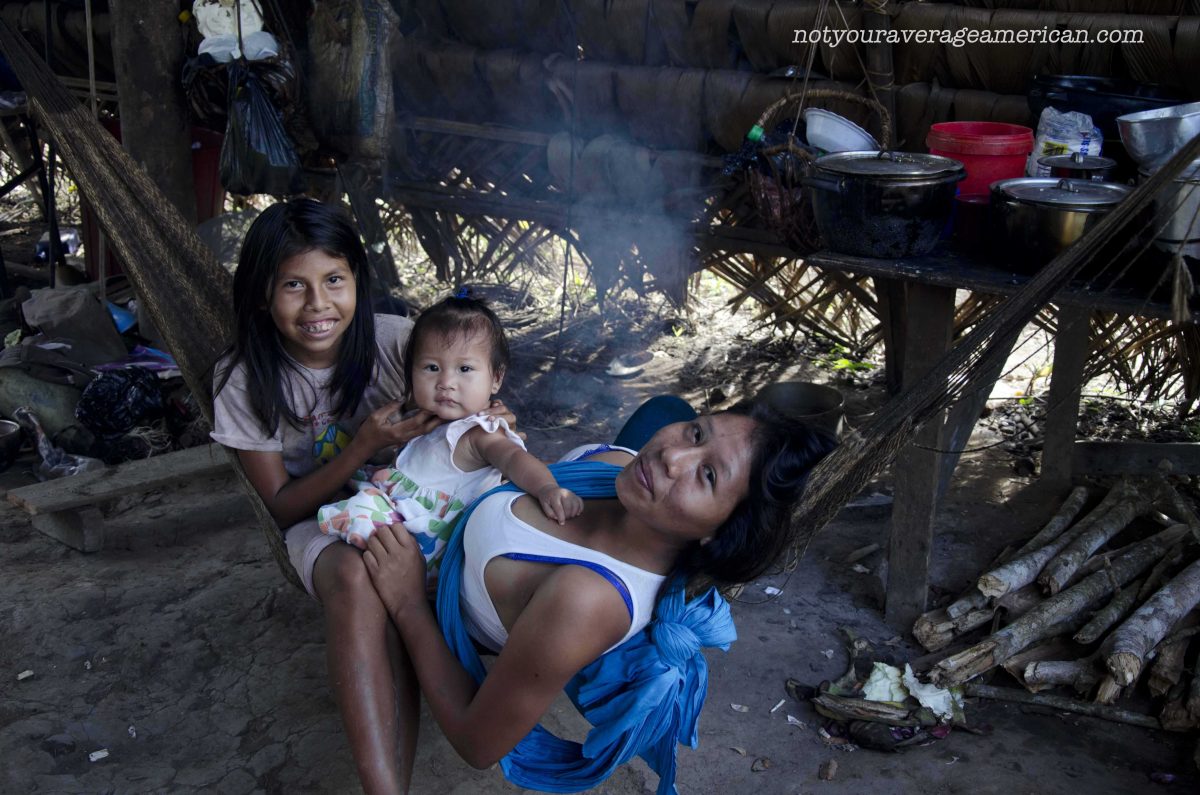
363,522,629,768
239,403,442,527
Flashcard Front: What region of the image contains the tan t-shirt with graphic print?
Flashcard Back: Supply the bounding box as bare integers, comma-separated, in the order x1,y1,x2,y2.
211,313,413,479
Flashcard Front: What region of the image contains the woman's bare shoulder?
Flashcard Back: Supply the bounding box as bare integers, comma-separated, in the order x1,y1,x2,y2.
585,449,634,467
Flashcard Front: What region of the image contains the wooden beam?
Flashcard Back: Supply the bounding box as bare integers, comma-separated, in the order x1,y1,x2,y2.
7,443,230,516
1072,441,1200,477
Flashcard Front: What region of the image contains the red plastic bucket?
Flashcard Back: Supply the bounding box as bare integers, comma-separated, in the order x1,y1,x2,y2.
926,122,1034,197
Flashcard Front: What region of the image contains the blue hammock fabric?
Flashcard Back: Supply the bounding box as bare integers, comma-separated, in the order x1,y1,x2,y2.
435,460,737,795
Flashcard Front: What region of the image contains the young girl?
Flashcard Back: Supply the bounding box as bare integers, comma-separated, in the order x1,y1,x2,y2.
317,293,582,579
211,198,516,793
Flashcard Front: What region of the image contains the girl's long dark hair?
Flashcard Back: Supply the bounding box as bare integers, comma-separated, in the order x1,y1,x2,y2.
216,199,376,435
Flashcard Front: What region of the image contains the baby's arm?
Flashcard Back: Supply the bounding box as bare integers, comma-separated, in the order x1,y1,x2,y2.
467,429,582,525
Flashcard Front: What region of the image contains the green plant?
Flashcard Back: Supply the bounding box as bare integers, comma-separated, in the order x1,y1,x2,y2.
817,344,874,372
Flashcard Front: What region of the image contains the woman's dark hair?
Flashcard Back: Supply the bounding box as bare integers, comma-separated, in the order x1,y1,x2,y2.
216,198,376,435
403,292,510,389
676,399,837,585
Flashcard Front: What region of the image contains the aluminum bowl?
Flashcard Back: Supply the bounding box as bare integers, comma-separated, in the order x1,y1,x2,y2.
0,419,21,473
803,108,879,153
1117,101,1200,171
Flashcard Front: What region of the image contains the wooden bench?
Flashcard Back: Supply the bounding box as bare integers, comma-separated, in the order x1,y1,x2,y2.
6,443,232,552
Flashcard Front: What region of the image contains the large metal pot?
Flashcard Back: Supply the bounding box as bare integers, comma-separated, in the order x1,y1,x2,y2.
803,151,965,258
1138,161,1200,256
990,177,1131,270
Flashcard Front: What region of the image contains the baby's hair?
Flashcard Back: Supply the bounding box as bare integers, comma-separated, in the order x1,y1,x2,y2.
217,198,376,435
403,291,510,390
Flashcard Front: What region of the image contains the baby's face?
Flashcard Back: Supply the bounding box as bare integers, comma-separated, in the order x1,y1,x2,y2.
409,330,502,421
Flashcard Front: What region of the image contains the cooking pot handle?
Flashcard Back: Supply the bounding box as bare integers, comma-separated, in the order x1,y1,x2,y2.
801,174,843,193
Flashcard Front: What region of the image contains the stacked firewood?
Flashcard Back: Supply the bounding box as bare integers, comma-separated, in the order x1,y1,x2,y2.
913,472,1200,734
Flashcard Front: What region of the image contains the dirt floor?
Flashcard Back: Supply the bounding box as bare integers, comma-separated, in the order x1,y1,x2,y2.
2,290,1198,794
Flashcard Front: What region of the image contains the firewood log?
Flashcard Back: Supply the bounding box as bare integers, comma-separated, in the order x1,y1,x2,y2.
931,526,1188,687
978,481,1135,599
1039,480,1155,594
1137,541,1190,601
1073,580,1144,645
944,491,1090,620
1159,696,1199,732
994,583,1043,621
1094,675,1123,705
1147,614,1199,698
913,605,994,653
1016,486,1091,557
1188,665,1200,721
1103,557,1200,686
1001,638,1082,693
964,683,1160,730
1023,660,1101,692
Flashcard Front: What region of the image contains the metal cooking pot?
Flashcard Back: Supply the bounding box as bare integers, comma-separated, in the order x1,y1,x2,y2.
803,151,965,258
1138,161,1200,255
1039,152,1118,182
990,178,1131,271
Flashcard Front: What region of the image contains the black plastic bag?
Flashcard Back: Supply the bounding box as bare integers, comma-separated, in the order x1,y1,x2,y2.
219,62,305,196
75,367,164,438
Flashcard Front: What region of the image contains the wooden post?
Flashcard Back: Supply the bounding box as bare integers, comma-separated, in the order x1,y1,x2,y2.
1042,306,1091,488
886,282,955,629
109,0,197,224
873,276,905,394
861,0,897,146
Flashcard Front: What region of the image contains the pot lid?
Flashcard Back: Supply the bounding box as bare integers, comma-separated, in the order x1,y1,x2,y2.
815,150,965,179
1038,152,1117,171
992,177,1130,208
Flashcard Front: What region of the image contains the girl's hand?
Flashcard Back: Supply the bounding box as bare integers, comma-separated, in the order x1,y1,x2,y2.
534,485,583,525
359,401,443,452
363,522,428,619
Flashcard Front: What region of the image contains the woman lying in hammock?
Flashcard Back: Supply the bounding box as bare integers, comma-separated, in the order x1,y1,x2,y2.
362,396,836,793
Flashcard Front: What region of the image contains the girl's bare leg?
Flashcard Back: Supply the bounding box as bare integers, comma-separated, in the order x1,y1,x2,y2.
313,543,420,794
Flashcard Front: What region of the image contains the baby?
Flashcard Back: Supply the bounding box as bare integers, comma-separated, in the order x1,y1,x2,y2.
318,292,582,579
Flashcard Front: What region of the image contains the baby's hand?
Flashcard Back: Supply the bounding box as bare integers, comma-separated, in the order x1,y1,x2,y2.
535,485,583,525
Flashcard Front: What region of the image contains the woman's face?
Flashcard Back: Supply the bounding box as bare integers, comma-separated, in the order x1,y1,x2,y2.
616,413,758,543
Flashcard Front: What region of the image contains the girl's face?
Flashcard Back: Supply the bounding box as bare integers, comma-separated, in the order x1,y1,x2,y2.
615,413,757,544
410,327,503,421
268,249,357,369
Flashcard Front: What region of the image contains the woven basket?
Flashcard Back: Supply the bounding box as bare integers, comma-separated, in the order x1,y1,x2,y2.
745,90,892,252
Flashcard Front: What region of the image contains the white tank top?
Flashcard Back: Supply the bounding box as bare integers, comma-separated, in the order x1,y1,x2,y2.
460,490,667,653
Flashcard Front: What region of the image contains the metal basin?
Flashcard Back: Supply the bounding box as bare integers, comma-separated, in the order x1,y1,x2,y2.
0,419,21,473
1117,102,1200,171
757,381,845,438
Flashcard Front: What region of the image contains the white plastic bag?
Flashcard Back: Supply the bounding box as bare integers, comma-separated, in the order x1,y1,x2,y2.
14,407,105,481
1026,107,1103,176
